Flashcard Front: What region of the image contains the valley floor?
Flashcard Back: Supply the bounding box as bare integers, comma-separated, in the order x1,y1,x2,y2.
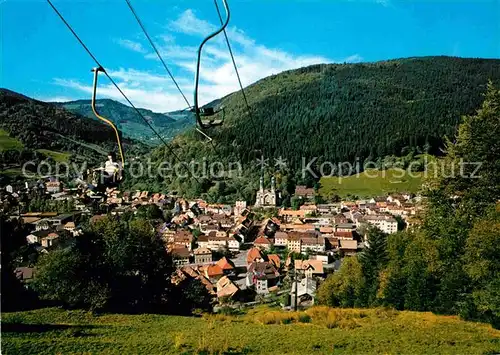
2,306,499,354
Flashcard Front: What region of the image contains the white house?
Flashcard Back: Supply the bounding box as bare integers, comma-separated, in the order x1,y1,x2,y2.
300,237,325,254
362,215,398,234
227,235,240,251
274,232,288,247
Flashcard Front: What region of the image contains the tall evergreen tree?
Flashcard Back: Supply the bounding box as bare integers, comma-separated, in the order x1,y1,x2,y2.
359,226,389,305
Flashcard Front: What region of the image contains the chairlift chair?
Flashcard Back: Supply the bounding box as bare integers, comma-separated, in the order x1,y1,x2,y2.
193,0,230,130
90,66,125,188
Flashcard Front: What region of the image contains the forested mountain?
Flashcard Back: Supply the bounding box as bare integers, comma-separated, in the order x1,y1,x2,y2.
134,56,500,200
0,89,144,168
57,99,194,143
168,56,500,169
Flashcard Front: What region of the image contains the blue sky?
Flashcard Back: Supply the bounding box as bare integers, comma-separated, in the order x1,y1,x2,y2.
1,0,499,112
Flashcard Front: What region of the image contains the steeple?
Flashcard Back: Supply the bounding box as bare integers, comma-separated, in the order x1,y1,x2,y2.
271,175,275,192
259,175,264,192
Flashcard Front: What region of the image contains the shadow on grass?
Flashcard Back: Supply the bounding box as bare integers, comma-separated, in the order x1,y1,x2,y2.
2,322,101,337
197,346,252,355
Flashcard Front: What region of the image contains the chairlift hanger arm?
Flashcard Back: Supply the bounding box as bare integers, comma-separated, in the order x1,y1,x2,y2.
91,67,125,167
194,0,230,129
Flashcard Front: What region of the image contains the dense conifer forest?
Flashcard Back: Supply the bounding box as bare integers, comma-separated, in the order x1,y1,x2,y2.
198,56,500,168
139,56,500,200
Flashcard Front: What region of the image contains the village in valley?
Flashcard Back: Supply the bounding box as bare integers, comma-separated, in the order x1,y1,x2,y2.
3,174,423,310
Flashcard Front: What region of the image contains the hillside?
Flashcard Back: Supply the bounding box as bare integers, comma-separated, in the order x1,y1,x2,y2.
0,89,145,177
3,306,499,354
128,56,500,199
57,99,194,143
169,56,500,168
0,128,23,152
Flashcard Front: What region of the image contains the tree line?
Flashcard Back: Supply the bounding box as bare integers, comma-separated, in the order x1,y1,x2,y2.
317,82,500,327
1,209,211,314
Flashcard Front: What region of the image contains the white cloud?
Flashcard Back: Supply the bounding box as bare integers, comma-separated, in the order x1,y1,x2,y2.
54,78,189,113
116,39,147,54
169,9,216,37
55,9,362,112
343,54,364,63
108,68,191,88
37,95,76,103
376,0,390,7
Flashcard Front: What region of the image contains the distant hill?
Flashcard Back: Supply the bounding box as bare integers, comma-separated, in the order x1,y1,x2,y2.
0,89,146,178
56,99,194,144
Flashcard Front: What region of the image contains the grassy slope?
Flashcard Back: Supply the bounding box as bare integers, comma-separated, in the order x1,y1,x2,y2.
319,168,423,199
0,128,23,151
2,306,499,354
36,149,71,163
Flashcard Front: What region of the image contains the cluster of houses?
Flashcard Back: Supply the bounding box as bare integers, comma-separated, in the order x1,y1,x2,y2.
155,190,422,306
3,177,423,306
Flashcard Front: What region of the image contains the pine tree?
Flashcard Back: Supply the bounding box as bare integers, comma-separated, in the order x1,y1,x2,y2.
358,226,388,306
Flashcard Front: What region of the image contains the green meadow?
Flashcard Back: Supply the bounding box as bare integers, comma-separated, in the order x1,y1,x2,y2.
0,129,23,151
37,149,71,163
2,306,499,354
319,168,424,199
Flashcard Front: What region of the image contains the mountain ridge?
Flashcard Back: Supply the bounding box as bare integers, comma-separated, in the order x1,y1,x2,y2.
0,89,146,176
56,99,194,144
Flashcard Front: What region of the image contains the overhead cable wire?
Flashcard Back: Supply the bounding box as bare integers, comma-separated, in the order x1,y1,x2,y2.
214,0,269,177
46,0,201,184
124,0,191,109
213,0,259,134
125,0,224,160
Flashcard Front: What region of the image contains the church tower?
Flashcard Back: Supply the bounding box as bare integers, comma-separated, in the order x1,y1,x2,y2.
255,174,279,207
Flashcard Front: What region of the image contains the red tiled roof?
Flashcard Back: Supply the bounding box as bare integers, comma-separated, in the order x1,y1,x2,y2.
205,264,224,277
197,275,215,294
248,261,279,280
340,239,358,250
300,237,320,245
294,259,324,274
181,265,200,278
295,186,315,196
216,257,235,270
246,247,263,264
275,231,288,240
216,276,238,298
194,247,212,255
334,231,354,239
278,209,306,217
267,254,281,268
254,236,271,245
172,247,190,258
197,235,209,242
